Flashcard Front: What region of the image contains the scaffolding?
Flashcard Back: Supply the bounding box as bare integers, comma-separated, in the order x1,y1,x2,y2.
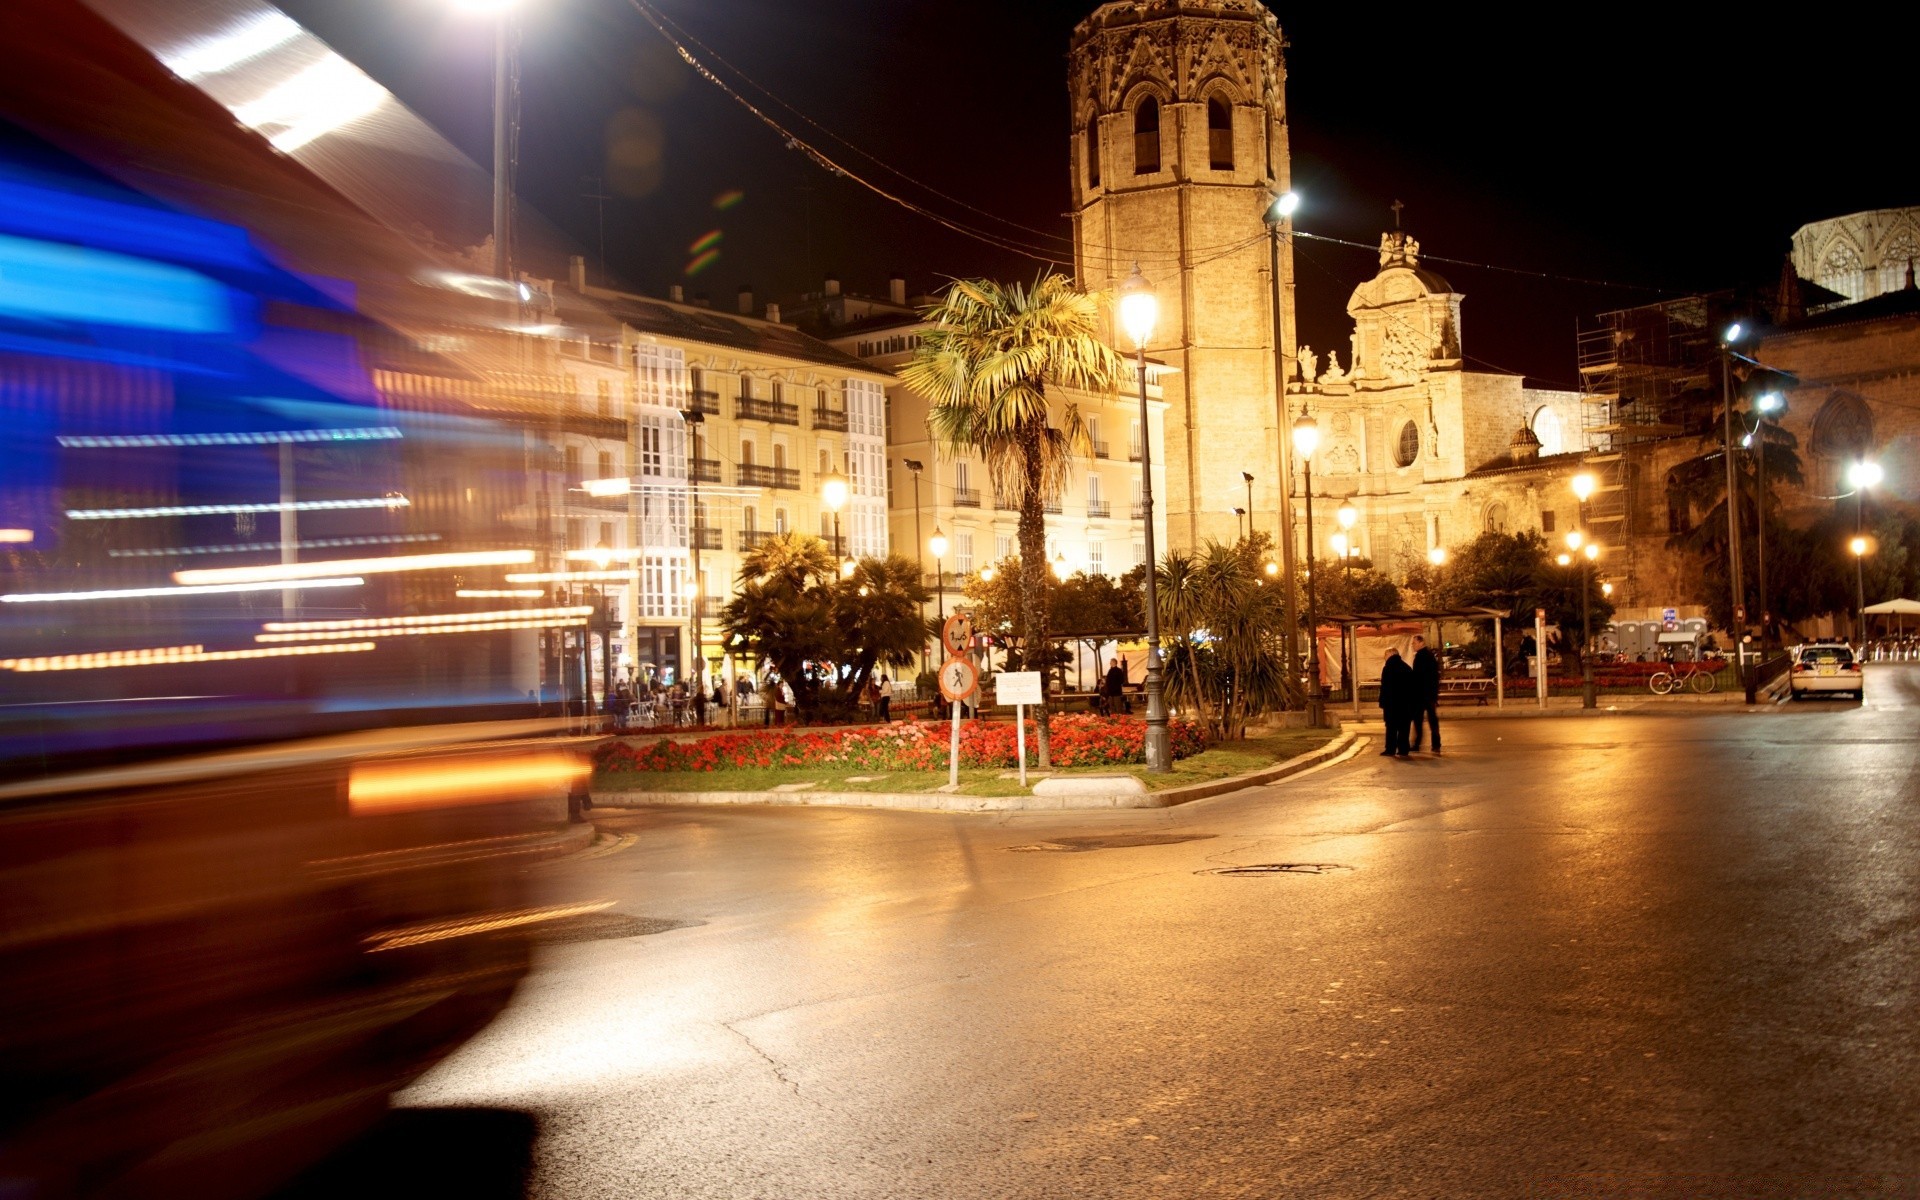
1574,296,1712,598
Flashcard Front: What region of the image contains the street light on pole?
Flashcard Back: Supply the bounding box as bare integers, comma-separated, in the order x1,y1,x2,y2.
929,526,949,632
1847,458,1883,642
1118,262,1170,771
450,0,524,282
821,468,853,578
1719,322,1748,640
1242,471,1255,539
1292,411,1324,727
1336,499,1358,583
1570,471,1597,709
1263,191,1303,691
1754,391,1783,645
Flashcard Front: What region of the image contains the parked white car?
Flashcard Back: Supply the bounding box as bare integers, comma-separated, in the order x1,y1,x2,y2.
1789,641,1864,699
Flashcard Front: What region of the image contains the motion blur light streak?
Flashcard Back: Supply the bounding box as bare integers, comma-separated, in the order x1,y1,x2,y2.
58,426,403,448
347,751,590,816
2,577,364,604
110,533,441,558
0,642,377,672
0,529,33,544
505,569,633,583
455,589,544,599
174,548,531,585
0,233,230,333
261,605,591,632
366,900,615,952
256,619,585,642
232,51,389,153
580,477,632,497
158,9,302,80
67,497,408,520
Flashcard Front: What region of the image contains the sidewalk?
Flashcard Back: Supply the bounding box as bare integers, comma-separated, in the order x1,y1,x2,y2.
1335,683,1789,725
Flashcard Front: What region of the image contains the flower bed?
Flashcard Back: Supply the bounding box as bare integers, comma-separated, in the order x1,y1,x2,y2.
594,713,1208,775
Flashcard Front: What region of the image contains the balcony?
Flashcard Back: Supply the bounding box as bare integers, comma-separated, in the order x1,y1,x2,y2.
994,493,1018,511
1091,440,1110,459
1086,500,1111,518
691,596,722,619
812,406,849,432
739,529,780,551
687,389,721,415
1043,498,1063,515
1131,502,1148,520
690,457,722,484
953,487,981,508
690,523,723,551
1128,445,1143,462
738,396,799,425
737,463,800,490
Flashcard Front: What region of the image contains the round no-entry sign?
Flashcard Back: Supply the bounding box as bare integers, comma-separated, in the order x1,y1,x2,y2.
937,656,978,702
940,612,973,657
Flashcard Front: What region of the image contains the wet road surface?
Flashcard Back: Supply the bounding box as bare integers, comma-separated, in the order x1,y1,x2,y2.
391,665,1920,1198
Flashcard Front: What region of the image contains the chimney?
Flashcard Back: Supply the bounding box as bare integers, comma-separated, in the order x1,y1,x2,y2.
737,285,753,314
568,255,586,291
765,302,782,324
888,275,906,306
668,284,684,303
824,277,841,296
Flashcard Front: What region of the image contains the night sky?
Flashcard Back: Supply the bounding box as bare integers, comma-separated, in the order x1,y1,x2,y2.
278,0,1917,389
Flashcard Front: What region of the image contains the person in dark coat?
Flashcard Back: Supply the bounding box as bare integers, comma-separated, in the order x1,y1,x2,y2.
1378,647,1415,757
1102,657,1130,715
1409,635,1442,753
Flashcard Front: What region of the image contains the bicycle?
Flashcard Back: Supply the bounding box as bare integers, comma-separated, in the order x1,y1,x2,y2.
1648,663,1717,695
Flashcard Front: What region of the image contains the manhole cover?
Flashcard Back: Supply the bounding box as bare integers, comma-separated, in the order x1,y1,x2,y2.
1198,862,1353,877
524,914,699,944
1007,833,1216,853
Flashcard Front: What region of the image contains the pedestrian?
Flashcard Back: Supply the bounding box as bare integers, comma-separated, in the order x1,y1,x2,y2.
1378,647,1414,758
1409,634,1442,754
1102,656,1130,716
877,672,893,722
779,676,796,726
765,673,781,727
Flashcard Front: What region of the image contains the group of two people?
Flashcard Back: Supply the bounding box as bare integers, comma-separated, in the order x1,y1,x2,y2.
1377,634,1442,757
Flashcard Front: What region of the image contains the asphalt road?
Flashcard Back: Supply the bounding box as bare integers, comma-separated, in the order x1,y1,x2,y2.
388,665,1920,1199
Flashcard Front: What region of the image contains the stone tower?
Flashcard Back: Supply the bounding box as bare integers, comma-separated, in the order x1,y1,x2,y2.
1068,0,1293,551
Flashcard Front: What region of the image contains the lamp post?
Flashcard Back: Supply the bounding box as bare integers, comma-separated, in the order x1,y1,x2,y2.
903,458,927,669
683,407,707,691
1754,391,1782,646
929,526,948,631
1571,472,1597,708
1292,412,1324,727
1118,263,1170,771
1719,323,1748,639
1242,471,1255,536
1233,507,1247,542
1848,458,1882,642
452,0,522,281
1263,191,1303,688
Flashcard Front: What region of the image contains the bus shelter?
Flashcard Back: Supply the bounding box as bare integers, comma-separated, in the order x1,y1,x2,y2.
1318,607,1514,715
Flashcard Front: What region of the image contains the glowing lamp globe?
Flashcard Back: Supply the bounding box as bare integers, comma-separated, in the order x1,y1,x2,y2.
1291,414,1320,461
1570,472,1596,503
1117,262,1157,349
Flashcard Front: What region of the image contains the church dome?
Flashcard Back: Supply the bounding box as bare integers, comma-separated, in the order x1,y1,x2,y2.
1508,424,1541,464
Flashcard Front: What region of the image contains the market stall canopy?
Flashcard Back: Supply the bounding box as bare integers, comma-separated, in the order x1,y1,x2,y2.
1863,599,1920,615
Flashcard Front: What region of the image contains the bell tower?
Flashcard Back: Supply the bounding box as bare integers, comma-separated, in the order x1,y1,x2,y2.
1068,0,1293,551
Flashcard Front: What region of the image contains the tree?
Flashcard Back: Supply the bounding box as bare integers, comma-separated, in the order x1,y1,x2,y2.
831,555,934,699
720,534,931,720
1425,529,1614,672
1663,373,1805,632
1156,538,1296,740
1308,559,1401,618
898,275,1125,767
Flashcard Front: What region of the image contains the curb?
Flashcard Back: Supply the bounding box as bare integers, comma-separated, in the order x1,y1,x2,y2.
590,728,1362,814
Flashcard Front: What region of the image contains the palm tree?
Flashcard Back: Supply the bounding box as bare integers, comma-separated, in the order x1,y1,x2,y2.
719,532,836,715
898,276,1125,767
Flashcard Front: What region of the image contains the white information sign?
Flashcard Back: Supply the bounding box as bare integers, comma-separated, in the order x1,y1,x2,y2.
994,671,1043,706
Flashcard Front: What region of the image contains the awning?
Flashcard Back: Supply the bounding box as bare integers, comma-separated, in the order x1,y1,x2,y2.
1657,631,1700,644
1863,598,1920,615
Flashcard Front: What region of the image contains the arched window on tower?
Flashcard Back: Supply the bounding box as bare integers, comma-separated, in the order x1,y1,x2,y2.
1207,97,1233,170
1086,116,1101,188
1133,97,1160,175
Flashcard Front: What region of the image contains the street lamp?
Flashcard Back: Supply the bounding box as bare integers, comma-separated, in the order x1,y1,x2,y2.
1847,459,1882,643
1242,471,1255,536
1427,546,1447,567
1262,191,1303,691
1754,391,1783,645
903,458,927,670
1335,499,1358,582
1233,506,1247,542
451,0,524,280
1718,322,1748,639
1118,262,1170,771
1292,411,1324,727
821,468,849,558
929,526,948,633
1568,473,1598,707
